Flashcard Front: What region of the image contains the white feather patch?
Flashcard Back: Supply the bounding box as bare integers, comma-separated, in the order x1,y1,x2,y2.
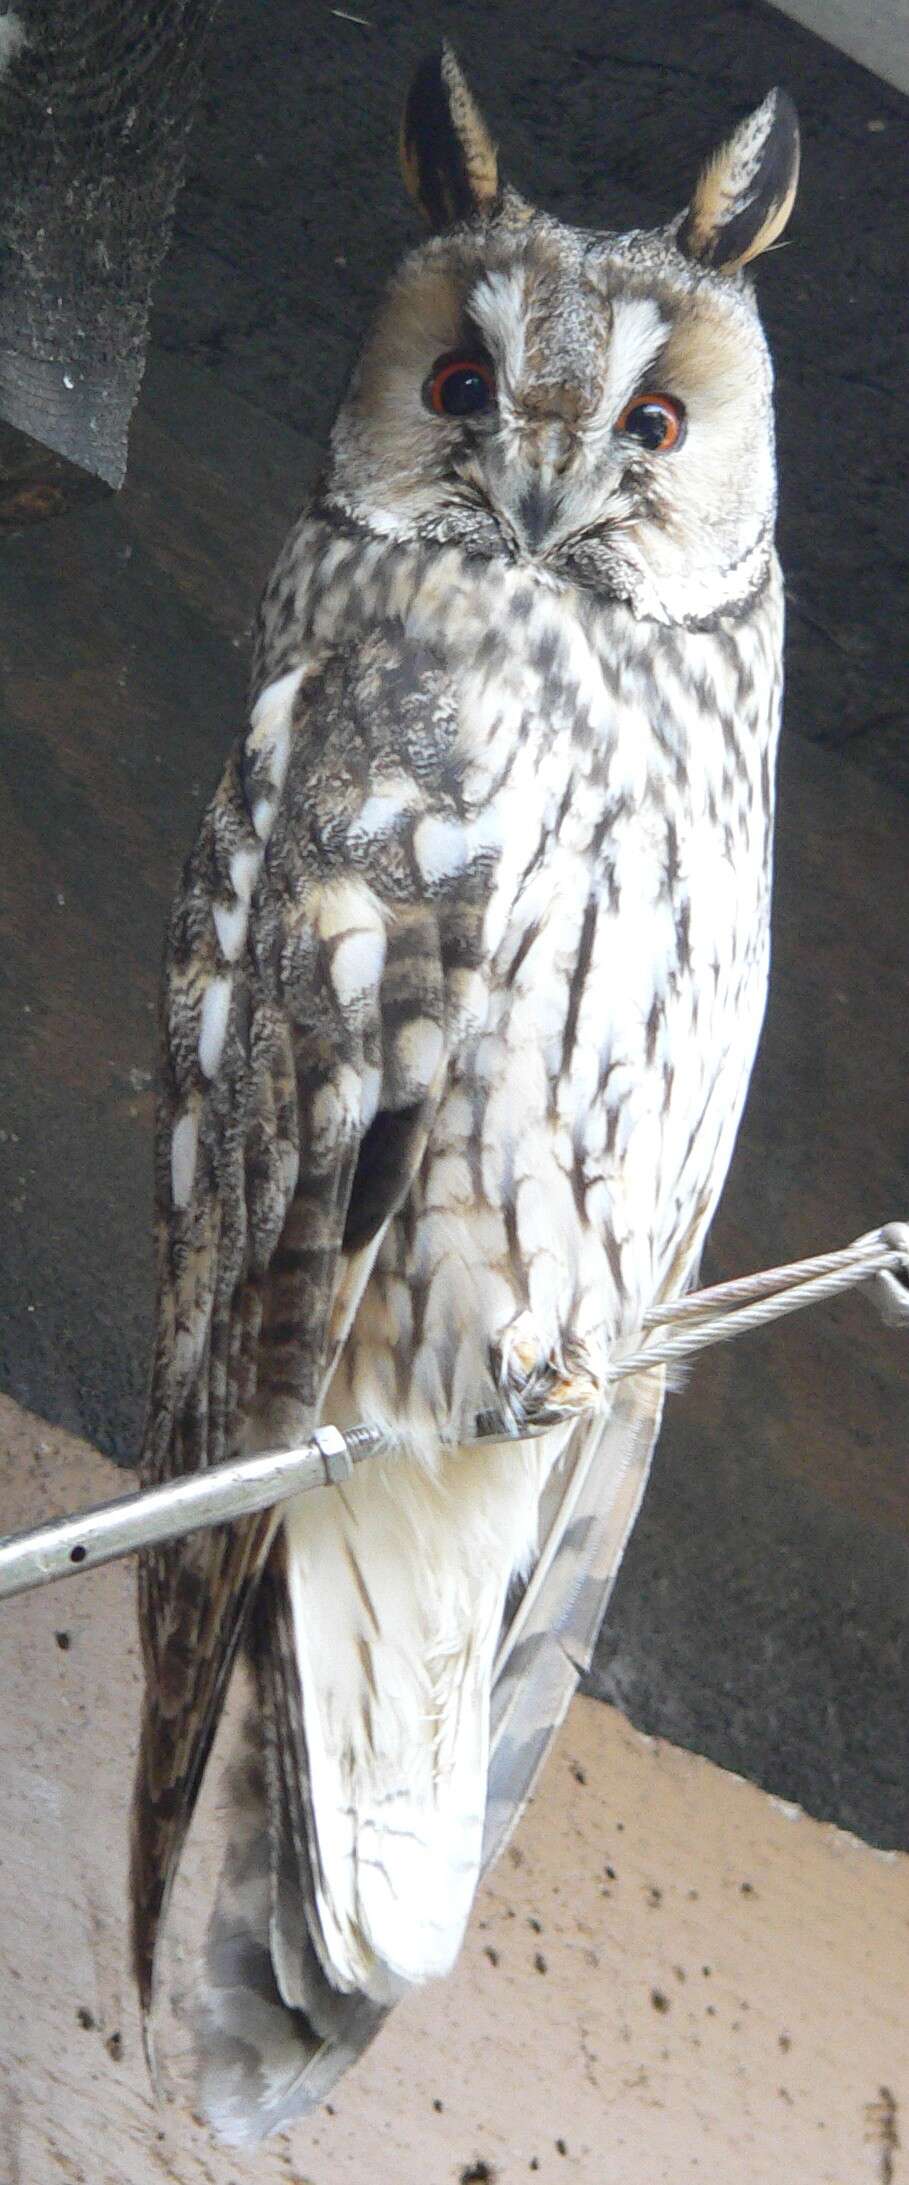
198,976,232,1079
330,927,387,1007
213,898,248,962
353,782,421,840
170,1107,199,1210
229,839,261,900
393,1017,444,1097
252,795,275,843
360,1063,383,1131
248,663,306,742
310,1064,362,1156
243,664,308,843
412,814,470,887
317,877,386,946
229,844,261,904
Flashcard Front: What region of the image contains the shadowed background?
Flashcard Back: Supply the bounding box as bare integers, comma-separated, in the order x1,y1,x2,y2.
0,0,906,1845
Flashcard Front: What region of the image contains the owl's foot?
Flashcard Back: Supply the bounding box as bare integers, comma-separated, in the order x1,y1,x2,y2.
493,1315,605,1433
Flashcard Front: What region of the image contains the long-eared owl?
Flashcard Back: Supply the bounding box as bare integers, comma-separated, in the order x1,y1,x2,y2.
131,48,799,2143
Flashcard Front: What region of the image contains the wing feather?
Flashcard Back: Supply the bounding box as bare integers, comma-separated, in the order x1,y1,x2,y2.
134,613,638,2128
483,1373,665,1866
131,640,474,2017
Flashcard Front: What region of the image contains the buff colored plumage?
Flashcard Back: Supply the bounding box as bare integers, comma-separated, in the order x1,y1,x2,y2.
131,50,799,2142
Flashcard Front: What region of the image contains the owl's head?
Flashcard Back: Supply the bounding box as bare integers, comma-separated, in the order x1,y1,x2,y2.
327,48,799,624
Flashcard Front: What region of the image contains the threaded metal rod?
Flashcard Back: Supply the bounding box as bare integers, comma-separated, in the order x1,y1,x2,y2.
0,1425,386,1603
0,1221,904,1605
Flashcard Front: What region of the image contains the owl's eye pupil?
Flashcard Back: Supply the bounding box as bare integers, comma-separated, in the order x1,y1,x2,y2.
616,393,685,453
427,356,496,418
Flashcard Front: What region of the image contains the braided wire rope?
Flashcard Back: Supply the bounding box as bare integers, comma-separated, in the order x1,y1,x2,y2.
0,1222,906,1602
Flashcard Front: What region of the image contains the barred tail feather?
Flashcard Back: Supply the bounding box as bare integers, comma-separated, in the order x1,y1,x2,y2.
149,1382,663,2144
484,1372,665,1867
147,1664,386,2146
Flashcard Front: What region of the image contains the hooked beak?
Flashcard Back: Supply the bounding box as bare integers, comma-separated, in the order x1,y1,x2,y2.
506,420,575,558
515,476,563,553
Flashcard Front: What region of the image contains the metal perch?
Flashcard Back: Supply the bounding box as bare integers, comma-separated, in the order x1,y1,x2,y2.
1,1223,906,1605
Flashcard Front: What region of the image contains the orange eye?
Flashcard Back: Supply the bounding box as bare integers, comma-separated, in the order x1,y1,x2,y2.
427,354,496,419
615,393,685,452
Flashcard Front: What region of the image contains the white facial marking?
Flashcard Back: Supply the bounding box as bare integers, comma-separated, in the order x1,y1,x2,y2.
213,898,248,962
252,795,275,842
470,266,527,395
170,1108,199,1211
197,975,232,1079
596,295,670,429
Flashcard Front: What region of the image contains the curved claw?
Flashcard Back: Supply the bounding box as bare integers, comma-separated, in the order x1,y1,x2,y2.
493,1315,606,1431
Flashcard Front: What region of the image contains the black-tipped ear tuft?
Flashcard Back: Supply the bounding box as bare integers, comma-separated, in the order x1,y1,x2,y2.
678,89,800,273
400,45,499,231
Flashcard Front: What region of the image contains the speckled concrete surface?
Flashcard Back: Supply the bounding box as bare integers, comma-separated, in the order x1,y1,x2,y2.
770,0,909,94
1,1397,906,2185
0,5,906,1848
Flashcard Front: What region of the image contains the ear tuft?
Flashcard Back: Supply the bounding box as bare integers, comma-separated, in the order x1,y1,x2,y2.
678,89,800,273
400,44,499,231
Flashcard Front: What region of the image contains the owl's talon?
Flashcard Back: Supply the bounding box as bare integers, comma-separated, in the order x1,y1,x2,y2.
493,1319,604,1431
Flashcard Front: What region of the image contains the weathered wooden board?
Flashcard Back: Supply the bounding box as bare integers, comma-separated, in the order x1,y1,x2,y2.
0,1,220,484
1,1394,906,2185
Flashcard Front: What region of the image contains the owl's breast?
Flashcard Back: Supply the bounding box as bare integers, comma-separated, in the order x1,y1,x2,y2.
331,565,782,1445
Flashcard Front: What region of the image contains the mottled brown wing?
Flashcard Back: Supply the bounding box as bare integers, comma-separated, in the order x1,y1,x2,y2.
131,635,488,2012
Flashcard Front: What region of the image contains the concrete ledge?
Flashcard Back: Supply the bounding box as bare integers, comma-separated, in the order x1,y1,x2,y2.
0,1391,906,2183
769,0,909,95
